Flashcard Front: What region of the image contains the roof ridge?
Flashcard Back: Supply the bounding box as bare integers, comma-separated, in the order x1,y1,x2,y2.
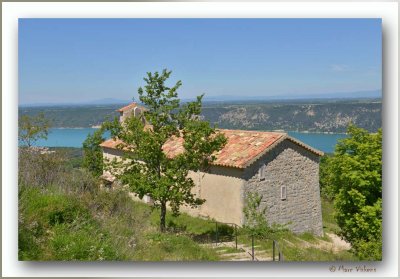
286,135,324,157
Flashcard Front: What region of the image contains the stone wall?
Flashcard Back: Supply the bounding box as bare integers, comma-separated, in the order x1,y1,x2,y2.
242,139,323,236
102,147,125,161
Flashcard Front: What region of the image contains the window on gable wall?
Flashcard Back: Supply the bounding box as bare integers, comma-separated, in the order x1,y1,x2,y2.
281,186,287,200
258,164,266,181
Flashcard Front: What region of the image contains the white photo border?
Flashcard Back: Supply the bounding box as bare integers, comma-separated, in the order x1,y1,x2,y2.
2,1,398,277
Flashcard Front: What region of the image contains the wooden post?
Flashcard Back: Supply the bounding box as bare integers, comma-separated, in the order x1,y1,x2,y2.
252,234,255,261
273,240,275,261
235,225,238,250
215,222,218,246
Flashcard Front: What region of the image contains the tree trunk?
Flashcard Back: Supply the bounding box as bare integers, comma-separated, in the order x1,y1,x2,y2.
160,201,166,232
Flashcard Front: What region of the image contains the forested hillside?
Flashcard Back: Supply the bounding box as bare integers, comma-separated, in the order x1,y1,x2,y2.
19,99,381,133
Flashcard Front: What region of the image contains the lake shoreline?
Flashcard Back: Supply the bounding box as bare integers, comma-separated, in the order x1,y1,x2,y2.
28,127,348,153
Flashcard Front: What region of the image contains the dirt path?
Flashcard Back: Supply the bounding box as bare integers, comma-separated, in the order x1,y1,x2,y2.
326,233,351,252
288,233,351,253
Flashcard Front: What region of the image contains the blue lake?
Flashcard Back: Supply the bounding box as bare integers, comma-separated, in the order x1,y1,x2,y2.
31,128,347,154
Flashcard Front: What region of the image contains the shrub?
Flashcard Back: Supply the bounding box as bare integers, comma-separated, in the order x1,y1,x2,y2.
18,187,122,261
19,149,99,195
243,192,271,237
320,125,382,260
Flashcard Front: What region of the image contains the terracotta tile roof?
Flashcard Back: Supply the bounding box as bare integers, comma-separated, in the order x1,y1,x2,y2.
100,129,323,169
117,102,147,113
220,130,288,167
100,138,125,149
162,130,285,168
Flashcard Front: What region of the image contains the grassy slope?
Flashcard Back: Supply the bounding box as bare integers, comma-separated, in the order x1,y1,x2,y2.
18,187,218,261
321,197,340,234
231,197,357,261
19,184,357,261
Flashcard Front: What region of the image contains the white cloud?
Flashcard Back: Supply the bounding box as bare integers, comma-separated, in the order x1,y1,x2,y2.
330,64,350,72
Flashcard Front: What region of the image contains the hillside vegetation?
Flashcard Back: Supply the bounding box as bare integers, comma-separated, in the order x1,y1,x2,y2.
19,99,381,133
18,149,219,261
19,148,357,261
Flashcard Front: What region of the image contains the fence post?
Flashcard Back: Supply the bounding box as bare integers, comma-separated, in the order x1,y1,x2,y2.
273,240,275,261
251,234,255,261
235,225,238,250
215,222,218,246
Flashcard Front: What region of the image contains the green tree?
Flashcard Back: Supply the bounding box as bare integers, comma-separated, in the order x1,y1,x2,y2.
106,69,227,232
18,113,51,147
243,192,270,237
82,128,105,177
322,124,382,260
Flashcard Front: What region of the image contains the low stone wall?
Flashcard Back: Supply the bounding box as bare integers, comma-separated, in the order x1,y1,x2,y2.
243,139,323,236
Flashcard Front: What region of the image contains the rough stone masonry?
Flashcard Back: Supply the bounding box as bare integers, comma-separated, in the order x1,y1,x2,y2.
243,139,323,236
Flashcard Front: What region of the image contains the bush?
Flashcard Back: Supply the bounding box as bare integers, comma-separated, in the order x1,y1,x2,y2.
320,125,382,260
18,148,67,189
243,192,269,235
18,187,122,261
18,149,221,261
19,149,99,194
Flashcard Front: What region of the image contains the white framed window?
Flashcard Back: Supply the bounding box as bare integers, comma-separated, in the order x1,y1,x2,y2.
258,164,266,180
281,186,287,200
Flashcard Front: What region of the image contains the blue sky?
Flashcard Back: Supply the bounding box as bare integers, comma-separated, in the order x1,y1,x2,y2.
19,18,381,105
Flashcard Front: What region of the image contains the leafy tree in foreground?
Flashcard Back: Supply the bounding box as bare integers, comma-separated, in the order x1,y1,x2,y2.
18,113,51,147
106,69,227,232
322,125,382,260
83,127,105,177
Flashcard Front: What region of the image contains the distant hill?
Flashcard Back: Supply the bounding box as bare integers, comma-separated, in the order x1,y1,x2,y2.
202,99,382,133
19,98,382,133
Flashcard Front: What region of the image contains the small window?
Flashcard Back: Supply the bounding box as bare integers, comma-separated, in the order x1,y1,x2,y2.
281,186,287,200
258,164,266,181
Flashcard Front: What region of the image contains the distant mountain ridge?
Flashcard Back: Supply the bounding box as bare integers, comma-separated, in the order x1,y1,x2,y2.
19,98,382,133
20,90,381,107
